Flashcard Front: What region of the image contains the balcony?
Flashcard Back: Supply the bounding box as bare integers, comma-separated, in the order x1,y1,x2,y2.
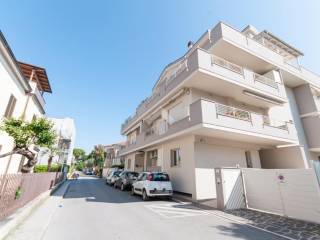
209,22,320,89
121,48,287,134
30,81,45,111
120,99,298,155
194,99,297,143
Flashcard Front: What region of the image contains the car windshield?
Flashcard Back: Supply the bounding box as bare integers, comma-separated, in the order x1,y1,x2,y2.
151,173,170,181
114,171,121,176
127,172,139,178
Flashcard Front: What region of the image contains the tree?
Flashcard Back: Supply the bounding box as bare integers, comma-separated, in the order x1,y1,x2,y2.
91,145,105,177
73,148,86,161
0,118,56,173
92,145,105,168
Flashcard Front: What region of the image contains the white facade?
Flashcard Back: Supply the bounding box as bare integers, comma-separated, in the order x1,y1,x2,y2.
0,31,52,174
37,118,76,166
120,22,320,201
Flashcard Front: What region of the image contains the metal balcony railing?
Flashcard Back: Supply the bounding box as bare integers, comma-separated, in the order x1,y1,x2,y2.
262,116,288,131
216,103,251,122
211,55,243,75
253,73,279,89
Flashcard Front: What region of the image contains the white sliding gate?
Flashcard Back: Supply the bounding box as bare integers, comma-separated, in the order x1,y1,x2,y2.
242,168,320,224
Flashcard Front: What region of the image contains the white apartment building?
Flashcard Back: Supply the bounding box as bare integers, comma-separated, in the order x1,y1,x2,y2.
104,142,126,168
120,22,320,201
0,31,52,174
37,118,76,167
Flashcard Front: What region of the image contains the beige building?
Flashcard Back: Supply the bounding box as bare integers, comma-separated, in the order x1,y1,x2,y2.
0,31,52,174
119,22,320,202
104,142,126,168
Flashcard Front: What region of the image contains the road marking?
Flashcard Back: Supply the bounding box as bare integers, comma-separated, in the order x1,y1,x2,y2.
145,202,210,219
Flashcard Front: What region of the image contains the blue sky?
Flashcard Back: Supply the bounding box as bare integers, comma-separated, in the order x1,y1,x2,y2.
0,1,319,153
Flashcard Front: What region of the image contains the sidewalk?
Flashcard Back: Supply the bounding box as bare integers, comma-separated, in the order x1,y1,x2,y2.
3,181,70,240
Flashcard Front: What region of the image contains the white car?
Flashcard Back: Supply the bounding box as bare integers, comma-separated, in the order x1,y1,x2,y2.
131,172,173,201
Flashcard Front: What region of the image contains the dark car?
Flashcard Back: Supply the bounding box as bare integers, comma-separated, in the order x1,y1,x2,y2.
114,171,139,191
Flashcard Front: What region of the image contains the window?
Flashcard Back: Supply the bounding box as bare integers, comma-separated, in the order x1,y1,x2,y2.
245,151,253,168
146,150,158,168
4,94,17,118
171,148,181,167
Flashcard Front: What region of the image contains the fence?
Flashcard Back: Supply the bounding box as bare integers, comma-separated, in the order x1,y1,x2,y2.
0,172,64,221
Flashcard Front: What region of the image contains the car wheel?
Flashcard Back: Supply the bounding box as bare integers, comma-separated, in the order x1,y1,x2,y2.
142,189,149,201
120,184,125,191
131,187,135,196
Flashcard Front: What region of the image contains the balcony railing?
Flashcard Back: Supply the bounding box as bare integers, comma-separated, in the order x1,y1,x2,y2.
211,55,243,75
164,60,188,86
253,73,278,89
121,60,187,132
262,116,288,131
216,103,251,122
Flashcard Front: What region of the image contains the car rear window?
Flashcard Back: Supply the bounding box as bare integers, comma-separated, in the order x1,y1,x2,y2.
151,173,170,181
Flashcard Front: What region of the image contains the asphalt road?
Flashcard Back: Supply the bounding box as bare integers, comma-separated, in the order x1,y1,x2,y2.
6,176,285,240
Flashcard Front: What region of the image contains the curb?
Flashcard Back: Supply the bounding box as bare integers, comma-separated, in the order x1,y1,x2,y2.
0,180,68,240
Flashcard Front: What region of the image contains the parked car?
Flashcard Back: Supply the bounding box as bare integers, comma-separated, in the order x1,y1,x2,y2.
106,170,122,185
114,171,139,190
131,172,173,201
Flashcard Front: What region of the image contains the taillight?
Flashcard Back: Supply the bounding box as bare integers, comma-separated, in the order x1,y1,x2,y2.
147,174,153,181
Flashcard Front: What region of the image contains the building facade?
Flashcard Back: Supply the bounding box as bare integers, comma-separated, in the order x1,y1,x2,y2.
0,31,52,174
120,22,320,201
37,118,76,167
104,143,126,168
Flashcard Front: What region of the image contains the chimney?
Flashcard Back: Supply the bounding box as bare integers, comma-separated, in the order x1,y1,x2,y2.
187,41,194,49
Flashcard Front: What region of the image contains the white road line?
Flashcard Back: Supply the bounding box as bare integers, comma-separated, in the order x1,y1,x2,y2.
145,202,209,219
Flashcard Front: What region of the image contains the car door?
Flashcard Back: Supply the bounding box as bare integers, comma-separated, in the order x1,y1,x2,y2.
134,173,145,193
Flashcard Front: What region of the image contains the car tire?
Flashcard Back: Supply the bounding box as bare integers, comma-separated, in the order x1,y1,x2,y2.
120,184,125,191
131,187,135,196
142,189,149,201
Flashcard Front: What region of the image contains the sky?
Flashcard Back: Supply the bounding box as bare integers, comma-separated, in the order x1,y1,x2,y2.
0,0,319,153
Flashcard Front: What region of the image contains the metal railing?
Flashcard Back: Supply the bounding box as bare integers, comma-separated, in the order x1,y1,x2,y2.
122,60,187,132
253,73,279,89
216,103,251,122
0,172,64,220
164,60,188,86
211,55,243,75
262,116,288,131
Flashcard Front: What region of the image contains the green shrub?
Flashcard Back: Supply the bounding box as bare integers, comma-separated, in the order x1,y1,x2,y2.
33,164,62,173
50,164,62,172
34,165,48,173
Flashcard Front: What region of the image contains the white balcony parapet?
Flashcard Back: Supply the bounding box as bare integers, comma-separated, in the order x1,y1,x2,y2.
262,116,289,131
30,81,45,110
164,60,188,87
253,72,279,89
122,49,286,134
211,54,279,90
211,55,243,75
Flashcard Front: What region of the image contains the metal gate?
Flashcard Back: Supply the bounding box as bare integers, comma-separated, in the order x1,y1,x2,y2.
242,168,320,224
